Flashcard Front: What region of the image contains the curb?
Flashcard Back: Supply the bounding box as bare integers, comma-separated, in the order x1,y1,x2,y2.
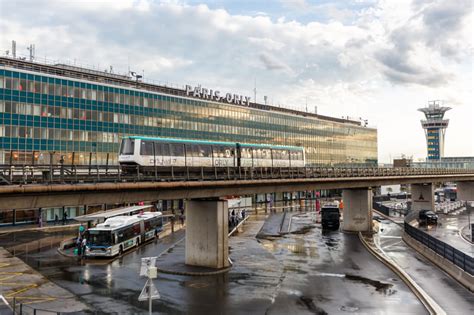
459,225,473,245
402,232,474,292
0,224,80,234
156,263,232,276
358,232,445,315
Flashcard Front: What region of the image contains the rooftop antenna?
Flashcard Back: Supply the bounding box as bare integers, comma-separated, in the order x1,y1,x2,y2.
305,96,308,112
264,95,268,105
253,78,257,104
314,106,318,114
12,40,16,58
27,44,35,62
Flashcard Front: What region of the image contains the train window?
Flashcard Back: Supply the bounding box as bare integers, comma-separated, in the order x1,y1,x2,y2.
213,146,225,158
198,145,212,157
185,144,193,157
120,139,134,155
140,141,154,155
163,143,171,156
154,142,162,155
242,148,251,158
273,150,280,160
171,144,184,156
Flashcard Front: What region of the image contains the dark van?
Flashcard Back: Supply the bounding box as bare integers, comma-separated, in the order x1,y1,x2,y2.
321,205,340,230
418,210,438,226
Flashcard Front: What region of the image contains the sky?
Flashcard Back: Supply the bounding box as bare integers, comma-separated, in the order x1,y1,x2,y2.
0,0,472,163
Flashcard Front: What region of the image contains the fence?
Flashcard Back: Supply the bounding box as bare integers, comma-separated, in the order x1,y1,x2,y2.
9,298,96,315
1,163,472,185
404,222,474,275
373,202,390,216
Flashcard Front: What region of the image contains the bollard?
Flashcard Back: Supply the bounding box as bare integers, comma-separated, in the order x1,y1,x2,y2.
19,303,22,315
13,297,16,314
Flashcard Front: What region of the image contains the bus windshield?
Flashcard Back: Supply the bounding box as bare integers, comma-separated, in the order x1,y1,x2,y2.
87,230,113,247
120,138,135,155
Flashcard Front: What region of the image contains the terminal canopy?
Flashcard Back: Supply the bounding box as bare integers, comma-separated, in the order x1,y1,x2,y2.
74,205,154,222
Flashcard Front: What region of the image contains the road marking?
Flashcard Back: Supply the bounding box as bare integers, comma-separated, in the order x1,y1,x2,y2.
0,255,57,305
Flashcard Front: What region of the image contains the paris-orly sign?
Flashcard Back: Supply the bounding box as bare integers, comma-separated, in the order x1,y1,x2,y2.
185,85,251,106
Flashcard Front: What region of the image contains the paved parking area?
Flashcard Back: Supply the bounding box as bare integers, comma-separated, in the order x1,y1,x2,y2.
0,247,88,313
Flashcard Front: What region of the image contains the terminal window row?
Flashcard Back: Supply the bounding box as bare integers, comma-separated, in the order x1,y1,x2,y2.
0,74,364,133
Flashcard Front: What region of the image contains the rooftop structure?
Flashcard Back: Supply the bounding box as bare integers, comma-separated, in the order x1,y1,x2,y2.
418,100,451,160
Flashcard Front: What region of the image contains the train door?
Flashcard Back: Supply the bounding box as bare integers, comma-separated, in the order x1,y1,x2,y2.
162,143,171,166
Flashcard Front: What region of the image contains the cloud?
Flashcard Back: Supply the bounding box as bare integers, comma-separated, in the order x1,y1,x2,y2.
0,0,471,159
259,53,293,72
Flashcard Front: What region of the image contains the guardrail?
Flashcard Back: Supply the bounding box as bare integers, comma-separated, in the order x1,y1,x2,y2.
404,222,474,275
0,164,472,185
373,202,391,216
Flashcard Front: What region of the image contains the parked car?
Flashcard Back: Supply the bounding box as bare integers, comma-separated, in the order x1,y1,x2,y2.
418,210,438,226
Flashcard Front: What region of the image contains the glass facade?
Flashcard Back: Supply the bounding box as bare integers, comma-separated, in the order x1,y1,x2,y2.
0,58,377,166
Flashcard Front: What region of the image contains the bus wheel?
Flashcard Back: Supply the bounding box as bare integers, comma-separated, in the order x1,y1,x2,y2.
119,246,123,256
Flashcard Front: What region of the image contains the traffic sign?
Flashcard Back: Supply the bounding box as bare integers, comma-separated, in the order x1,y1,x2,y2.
140,257,157,277
138,279,160,301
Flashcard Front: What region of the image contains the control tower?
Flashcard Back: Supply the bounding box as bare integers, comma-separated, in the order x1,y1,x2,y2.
418,101,451,160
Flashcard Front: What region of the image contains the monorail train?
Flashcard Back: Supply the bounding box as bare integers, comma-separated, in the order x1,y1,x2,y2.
118,136,305,170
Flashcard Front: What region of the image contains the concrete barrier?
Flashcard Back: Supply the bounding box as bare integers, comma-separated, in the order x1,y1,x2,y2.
402,232,474,292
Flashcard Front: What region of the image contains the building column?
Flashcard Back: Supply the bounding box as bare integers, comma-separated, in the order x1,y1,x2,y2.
457,181,474,202
185,199,229,269
342,188,372,232
410,183,434,212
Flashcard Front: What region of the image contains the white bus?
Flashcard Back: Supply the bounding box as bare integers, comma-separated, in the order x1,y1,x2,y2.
85,212,163,257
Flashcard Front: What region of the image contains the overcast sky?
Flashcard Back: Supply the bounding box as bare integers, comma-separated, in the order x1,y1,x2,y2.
1,0,472,162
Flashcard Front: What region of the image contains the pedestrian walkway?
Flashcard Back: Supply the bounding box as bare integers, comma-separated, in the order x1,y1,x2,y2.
0,221,79,234
0,247,89,313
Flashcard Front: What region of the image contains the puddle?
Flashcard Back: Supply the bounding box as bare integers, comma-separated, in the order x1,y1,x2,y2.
299,296,328,315
290,225,316,235
340,305,359,312
344,274,395,294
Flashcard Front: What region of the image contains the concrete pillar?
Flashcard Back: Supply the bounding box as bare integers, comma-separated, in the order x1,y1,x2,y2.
410,183,434,212
185,199,229,269
457,181,474,201
342,188,372,232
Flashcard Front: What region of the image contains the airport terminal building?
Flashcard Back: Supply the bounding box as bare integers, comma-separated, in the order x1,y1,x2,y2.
0,56,377,225
0,56,377,167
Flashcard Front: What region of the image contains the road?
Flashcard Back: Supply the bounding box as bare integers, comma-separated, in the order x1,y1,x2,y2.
376,217,474,314
1,212,428,314
418,209,473,256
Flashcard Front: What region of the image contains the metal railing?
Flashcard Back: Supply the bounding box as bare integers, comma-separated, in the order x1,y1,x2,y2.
0,164,472,185
404,222,474,275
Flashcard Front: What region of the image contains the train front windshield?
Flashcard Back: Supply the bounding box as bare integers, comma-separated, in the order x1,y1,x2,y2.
120,138,135,155
87,230,113,247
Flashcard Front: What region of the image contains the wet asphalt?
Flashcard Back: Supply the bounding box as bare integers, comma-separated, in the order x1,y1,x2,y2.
377,217,474,313
418,209,473,256
1,212,429,314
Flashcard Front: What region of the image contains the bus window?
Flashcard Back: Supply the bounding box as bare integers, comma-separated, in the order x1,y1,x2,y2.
88,230,113,247
120,139,134,155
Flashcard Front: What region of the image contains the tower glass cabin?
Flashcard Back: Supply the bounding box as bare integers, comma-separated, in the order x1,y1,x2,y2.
418,101,451,160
